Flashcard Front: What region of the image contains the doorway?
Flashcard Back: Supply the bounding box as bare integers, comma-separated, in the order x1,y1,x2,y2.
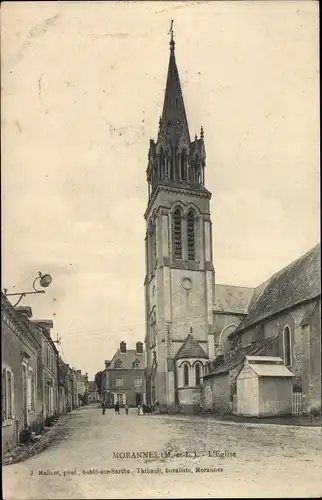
135,393,142,406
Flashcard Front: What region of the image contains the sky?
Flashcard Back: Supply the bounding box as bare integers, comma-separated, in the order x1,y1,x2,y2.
1,1,319,380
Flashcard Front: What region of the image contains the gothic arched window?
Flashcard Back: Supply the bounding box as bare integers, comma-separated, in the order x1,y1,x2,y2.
183,364,189,386
152,224,157,270
180,150,186,181
150,313,156,347
148,219,157,273
283,326,292,366
169,154,174,180
195,363,201,386
173,208,183,260
187,210,196,261
160,148,165,179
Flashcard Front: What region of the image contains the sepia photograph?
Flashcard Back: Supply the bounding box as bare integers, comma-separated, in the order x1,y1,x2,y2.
1,1,321,498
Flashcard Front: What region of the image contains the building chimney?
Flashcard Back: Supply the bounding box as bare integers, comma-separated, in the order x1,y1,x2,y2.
120,341,127,353
136,341,143,354
105,360,111,369
16,306,33,320
30,319,54,336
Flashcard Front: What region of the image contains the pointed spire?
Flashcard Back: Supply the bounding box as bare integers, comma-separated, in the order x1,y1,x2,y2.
160,21,190,147
200,126,204,139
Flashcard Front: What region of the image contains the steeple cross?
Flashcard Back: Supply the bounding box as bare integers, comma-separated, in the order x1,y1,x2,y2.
169,20,174,41
169,20,175,51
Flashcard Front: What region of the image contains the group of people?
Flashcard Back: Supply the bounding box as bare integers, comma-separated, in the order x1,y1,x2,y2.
101,402,144,415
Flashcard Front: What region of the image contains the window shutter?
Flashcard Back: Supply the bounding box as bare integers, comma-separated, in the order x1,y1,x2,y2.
27,372,32,411
7,371,12,419
11,372,15,419
2,368,7,422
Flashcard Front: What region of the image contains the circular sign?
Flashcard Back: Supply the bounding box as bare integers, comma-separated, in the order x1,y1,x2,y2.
182,277,192,291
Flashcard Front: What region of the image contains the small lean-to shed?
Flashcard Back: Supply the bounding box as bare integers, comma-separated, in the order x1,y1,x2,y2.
236,356,294,417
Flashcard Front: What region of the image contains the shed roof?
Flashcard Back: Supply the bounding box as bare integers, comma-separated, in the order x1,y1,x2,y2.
175,334,208,360
246,356,283,363
245,363,295,378
233,243,321,334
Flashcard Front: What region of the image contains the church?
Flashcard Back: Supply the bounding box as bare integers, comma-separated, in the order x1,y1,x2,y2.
144,28,321,415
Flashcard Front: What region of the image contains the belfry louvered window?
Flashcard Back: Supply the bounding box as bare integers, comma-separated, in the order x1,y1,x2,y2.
173,209,182,260
187,210,195,261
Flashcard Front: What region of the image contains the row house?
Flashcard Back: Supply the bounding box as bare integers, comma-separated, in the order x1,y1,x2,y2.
75,370,89,405
88,381,100,403
1,293,83,457
58,358,79,414
2,297,41,455
101,341,146,407
29,318,59,420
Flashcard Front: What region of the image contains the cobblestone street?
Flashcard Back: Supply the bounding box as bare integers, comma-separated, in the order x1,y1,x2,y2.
3,406,321,499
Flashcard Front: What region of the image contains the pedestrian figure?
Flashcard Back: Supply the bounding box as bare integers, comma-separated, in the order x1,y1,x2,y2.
137,403,143,416
115,402,120,415
102,401,106,415
125,403,129,415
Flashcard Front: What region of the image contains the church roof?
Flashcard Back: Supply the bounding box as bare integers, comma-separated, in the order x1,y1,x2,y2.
109,349,145,370
214,284,254,315
300,299,319,327
175,334,208,360
203,336,277,377
233,243,321,335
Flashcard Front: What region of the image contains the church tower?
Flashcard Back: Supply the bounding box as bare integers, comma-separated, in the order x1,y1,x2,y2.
144,25,215,412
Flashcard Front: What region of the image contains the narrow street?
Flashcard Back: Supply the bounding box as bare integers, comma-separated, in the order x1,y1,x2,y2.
3,406,321,499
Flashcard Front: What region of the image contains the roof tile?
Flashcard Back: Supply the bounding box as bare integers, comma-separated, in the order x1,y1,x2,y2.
109,349,145,370
214,285,254,315
204,337,277,377
175,334,208,360
235,244,321,333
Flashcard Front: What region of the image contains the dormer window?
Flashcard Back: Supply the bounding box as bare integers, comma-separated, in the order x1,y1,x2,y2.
115,359,123,369
132,359,140,369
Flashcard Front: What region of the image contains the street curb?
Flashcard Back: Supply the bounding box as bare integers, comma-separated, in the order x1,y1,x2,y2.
149,414,321,430
3,415,71,466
